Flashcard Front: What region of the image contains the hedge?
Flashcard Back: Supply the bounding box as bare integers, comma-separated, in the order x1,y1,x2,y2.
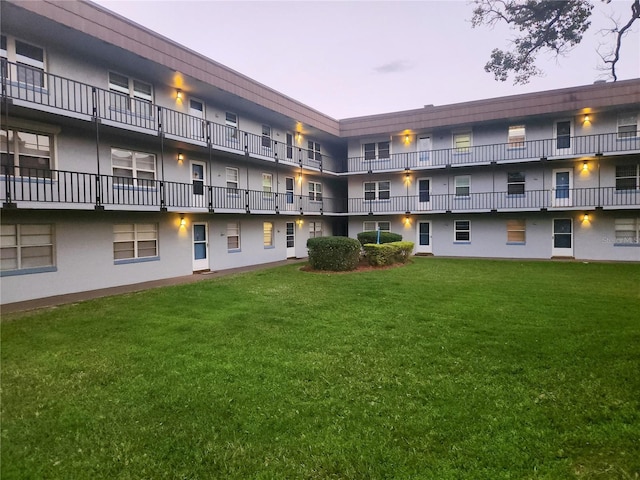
307,236,362,271
363,241,415,266
357,231,402,246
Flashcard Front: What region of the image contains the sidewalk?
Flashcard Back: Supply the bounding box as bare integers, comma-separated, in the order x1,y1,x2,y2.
1,259,306,315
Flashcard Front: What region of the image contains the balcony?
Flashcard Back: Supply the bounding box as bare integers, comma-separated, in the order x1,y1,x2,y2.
1,61,341,173
2,167,638,215
347,135,640,174
1,167,347,214
348,188,640,214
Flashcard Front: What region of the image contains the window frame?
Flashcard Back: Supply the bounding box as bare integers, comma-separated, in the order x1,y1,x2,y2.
617,113,638,139
307,141,321,162
1,35,46,89
0,223,55,274
363,141,390,160
225,112,238,140
508,125,526,149
453,132,472,154
454,220,471,243
261,125,272,149
227,221,241,251
615,164,639,191
614,218,640,245
363,221,390,232
1,127,55,179
262,173,273,198
454,175,471,197
364,181,390,201
108,71,153,115
507,172,525,196
263,221,274,248
309,221,323,238
110,148,157,188
113,223,158,263
309,181,322,201
226,167,239,194
506,219,526,244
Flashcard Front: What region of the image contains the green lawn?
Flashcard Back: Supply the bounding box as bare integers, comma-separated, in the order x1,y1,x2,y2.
2,258,639,479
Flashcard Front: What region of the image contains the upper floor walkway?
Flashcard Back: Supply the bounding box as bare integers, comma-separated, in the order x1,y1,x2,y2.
3,61,640,176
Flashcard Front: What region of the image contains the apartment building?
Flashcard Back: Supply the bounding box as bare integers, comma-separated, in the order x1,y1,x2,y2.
1,0,639,305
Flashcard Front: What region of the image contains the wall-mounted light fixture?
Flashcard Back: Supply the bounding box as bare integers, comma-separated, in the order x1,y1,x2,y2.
297,173,303,183
582,160,588,171
176,89,182,100
582,213,590,222
178,152,184,162
296,218,304,227
295,132,302,143
404,133,410,144
180,215,186,227
403,215,411,226
583,114,590,124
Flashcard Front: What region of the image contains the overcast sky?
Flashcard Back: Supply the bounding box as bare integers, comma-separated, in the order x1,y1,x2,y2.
94,0,640,119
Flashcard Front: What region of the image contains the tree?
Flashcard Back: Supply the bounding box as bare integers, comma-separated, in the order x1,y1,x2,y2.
471,0,640,84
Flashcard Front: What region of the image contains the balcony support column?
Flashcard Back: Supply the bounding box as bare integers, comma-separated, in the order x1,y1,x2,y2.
158,106,167,212
92,87,104,211
207,122,214,213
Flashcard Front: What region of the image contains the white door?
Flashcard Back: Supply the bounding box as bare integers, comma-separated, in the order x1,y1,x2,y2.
417,135,432,164
417,178,431,210
552,168,573,207
286,221,296,258
285,177,295,211
192,223,209,271
191,161,206,208
416,221,432,253
554,120,572,156
552,218,573,257
189,98,205,140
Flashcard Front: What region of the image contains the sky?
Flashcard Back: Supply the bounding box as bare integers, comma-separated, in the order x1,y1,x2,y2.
94,0,640,119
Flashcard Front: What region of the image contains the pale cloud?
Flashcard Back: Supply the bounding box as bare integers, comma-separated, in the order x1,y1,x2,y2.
373,60,413,74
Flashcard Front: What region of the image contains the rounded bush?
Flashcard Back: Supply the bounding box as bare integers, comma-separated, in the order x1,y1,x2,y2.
307,236,362,271
357,231,402,246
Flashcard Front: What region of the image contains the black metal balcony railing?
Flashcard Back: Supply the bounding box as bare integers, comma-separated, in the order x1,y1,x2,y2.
347,134,640,173
4,61,640,177
1,61,339,172
2,167,639,214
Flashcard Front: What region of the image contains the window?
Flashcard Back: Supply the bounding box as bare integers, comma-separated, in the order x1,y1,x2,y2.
455,176,470,197
307,141,321,162
226,112,238,139
111,148,156,187
263,222,274,247
618,114,638,139
453,132,471,153
364,181,390,200
227,222,240,250
507,219,526,243
262,125,272,148
507,172,525,195
363,221,390,232
508,125,526,148
108,72,152,115
1,224,54,272
614,218,639,244
454,220,470,242
1,128,53,178
262,173,273,197
0,36,45,87
309,221,323,238
113,224,158,261
363,141,390,160
226,167,239,193
615,165,639,191
309,181,322,201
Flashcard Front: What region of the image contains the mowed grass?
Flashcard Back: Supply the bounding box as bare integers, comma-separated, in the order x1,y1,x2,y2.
1,258,639,479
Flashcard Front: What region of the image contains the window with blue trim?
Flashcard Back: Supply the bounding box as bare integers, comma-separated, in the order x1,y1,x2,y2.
113,223,158,261
1,224,55,272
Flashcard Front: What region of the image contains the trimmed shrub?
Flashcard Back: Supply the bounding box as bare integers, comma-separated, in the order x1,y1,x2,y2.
357,231,403,246
363,241,415,266
307,236,361,271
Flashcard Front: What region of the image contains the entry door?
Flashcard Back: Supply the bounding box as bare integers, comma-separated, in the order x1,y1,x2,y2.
191,161,206,208
416,221,432,253
554,120,572,155
417,135,432,164
285,177,295,210
192,223,209,271
552,218,573,257
552,168,573,207
189,98,205,140
286,133,294,161
417,178,431,210
286,221,296,258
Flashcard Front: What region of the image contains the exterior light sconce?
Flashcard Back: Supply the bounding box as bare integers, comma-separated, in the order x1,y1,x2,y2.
178,152,184,162
582,161,588,171
296,218,304,227
404,171,411,182
295,132,302,143
180,215,186,227
404,134,410,144
176,89,182,100
583,114,590,124
297,173,303,183
582,213,589,222
403,215,411,226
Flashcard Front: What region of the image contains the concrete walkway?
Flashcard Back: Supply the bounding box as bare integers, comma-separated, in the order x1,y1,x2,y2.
2,259,306,315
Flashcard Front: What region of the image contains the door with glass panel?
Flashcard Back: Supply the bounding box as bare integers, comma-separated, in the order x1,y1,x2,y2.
285,177,295,211
552,218,573,257
554,120,572,155
416,221,432,253
417,135,432,164
192,223,209,271
552,168,572,207
189,98,205,140
417,178,431,210
191,161,206,208
286,222,296,258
